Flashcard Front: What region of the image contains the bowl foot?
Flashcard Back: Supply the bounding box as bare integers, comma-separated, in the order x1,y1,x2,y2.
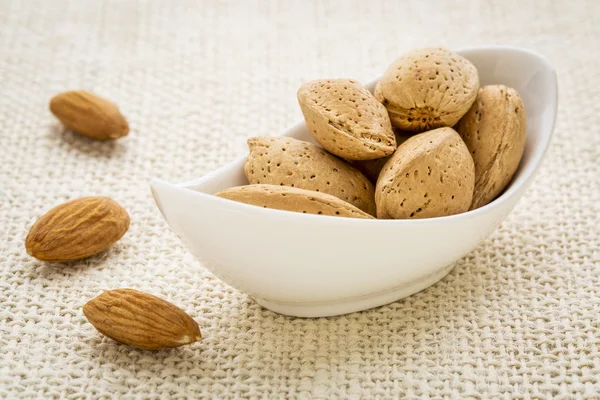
253,264,455,317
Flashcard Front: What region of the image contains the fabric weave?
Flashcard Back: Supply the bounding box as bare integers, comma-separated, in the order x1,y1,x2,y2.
1,0,599,398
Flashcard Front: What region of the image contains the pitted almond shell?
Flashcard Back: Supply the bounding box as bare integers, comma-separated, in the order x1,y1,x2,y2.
376,127,474,219
244,136,376,215
298,79,396,160
217,184,374,219
375,47,479,132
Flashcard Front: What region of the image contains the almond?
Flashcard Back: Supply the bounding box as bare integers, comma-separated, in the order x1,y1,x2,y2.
244,136,376,215
297,79,396,160
25,196,130,262
83,289,201,350
217,184,374,219
376,127,474,219
375,47,479,132
50,90,129,140
456,85,527,209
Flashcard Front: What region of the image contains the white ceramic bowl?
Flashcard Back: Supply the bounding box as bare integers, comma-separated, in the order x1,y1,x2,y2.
151,46,558,317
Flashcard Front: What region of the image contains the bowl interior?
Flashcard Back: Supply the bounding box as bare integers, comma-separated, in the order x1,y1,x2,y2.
173,46,558,213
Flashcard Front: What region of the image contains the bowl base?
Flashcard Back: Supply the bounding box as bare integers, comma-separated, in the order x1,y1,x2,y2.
253,264,455,317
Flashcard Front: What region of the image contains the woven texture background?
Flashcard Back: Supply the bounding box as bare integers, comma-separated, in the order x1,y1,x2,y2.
1,0,599,398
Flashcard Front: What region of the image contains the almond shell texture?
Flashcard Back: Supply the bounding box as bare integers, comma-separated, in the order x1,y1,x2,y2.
456,85,527,209
217,184,374,219
298,78,396,160
244,136,376,215
376,127,475,219
375,47,479,132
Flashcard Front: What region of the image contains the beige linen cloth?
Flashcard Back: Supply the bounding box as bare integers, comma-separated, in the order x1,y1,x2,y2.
1,0,599,398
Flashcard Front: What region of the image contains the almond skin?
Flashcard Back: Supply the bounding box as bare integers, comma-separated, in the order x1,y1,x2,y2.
297,79,396,160
50,90,129,140
244,136,376,215
25,196,130,262
375,47,479,132
456,85,527,209
83,289,201,350
217,184,374,219
376,127,474,219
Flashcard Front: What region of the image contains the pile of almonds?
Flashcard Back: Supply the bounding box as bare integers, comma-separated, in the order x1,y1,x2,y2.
218,47,527,219
25,46,526,350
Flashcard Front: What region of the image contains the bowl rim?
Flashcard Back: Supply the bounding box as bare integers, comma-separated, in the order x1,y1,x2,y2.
155,45,558,226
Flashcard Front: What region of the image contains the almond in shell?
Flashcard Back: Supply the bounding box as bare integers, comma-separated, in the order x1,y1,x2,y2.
297,79,396,160
245,136,376,215
217,184,374,219
375,47,479,132
376,127,474,219
456,85,527,209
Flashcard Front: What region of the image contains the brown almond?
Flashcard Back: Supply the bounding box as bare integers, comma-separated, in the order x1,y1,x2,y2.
297,79,396,160
375,47,479,132
456,85,527,209
83,289,201,350
50,90,129,140
25,196,130,262
217,184,374,219
244,136,376,215
376,127,474,219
